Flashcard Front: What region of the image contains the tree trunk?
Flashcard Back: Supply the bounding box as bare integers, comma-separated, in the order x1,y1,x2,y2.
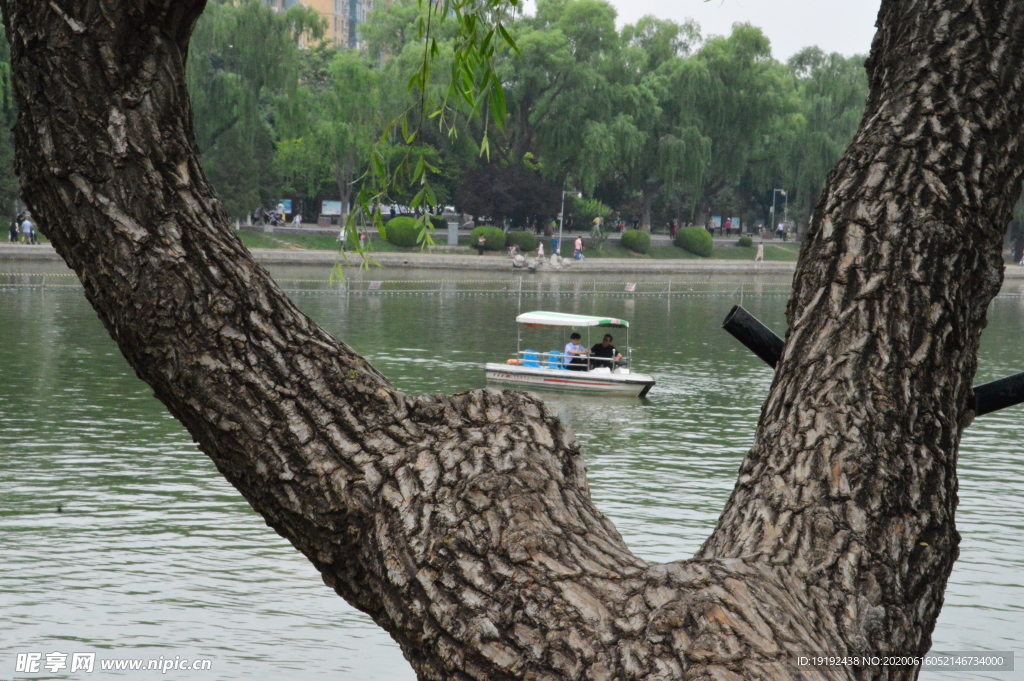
4,1,1024,680
640,184,657,233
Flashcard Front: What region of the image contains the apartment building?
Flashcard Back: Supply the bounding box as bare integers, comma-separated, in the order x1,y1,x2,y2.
265,0,373,49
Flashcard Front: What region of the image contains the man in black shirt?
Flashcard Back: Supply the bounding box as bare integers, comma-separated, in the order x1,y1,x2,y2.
589,334,620,370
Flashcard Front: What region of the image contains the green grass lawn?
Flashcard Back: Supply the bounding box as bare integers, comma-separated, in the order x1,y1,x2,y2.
559,241,800,261
235,229,801,262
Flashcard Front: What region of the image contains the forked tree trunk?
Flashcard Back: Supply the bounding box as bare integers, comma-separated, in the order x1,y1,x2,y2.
4,1,1024,680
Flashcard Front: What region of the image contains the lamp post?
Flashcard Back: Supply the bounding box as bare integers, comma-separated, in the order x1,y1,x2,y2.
558,189,581,259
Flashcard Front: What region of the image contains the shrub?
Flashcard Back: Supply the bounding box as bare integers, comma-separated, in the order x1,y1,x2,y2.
385,216,420,247
737,235,753,248
569,197,612,229
429,215,447,231
470,226,506,251
675,226,713,257
621,229,651,255
506,231,538,252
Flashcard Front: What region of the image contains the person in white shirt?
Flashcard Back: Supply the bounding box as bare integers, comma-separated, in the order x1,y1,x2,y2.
563,332,589,371
20,218,34,244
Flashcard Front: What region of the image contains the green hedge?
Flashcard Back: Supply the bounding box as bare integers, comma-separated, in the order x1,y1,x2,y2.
470,226,506,251
385,216,420,247
737,235,753,248
620,229,651,254
675,226,713,257
506,231,538,252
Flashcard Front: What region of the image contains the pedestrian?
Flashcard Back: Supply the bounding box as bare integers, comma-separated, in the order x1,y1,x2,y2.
724,218,732,236
8,215,18,243
390,205,397,220
359,231,367,250
537,242,544,258
21,215,34,244
476,234,487,255
338,225,348,251
574,236,584,260
754,243,764,262
292,213,302,227
776,222,785,241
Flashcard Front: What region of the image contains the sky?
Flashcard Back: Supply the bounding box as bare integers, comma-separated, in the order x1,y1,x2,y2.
602,0,882,62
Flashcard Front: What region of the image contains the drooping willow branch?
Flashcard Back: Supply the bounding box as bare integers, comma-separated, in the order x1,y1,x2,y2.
332,0,519,282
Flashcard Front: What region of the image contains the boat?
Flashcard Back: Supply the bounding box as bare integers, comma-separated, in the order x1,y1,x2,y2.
484,311,656,397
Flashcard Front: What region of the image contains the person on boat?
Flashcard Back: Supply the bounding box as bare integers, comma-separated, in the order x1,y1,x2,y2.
564,333,590,371
589,334,621,370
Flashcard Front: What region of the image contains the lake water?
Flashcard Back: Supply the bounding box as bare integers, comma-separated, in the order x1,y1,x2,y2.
1,265,1021,680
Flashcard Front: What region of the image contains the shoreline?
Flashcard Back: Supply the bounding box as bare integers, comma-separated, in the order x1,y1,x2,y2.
6,243,1024,279
0,242,796,276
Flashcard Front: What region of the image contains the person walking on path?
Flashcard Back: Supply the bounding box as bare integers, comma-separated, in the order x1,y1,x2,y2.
292,213,302,227
20,215,34,244
8,215,18,243
476,234,487,255
338,225,348,252
754,242,765,262
574,236,584,260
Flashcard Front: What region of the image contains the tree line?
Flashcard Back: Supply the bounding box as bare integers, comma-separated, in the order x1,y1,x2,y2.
172,0,872,233
1,2,1022,240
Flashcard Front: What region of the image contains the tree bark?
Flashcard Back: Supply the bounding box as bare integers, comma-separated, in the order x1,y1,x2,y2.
4,1,1024,680
639,183,659,233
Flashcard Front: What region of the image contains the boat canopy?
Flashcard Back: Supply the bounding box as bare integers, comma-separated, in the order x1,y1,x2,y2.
516,311,630,329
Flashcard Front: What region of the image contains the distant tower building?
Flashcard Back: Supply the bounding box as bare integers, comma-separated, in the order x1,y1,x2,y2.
265,0,373,49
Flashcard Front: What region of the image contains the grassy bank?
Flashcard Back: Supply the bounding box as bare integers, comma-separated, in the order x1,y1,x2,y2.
237,230,801,262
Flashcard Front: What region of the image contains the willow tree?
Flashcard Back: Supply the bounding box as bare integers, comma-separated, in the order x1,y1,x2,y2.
763,47,870,228
4,2,1024,681
687,25,797,217
276,50,384,223
574,17,711,232
186,0,324,216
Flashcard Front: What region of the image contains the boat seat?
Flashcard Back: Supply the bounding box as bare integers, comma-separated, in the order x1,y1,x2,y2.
547,350,568,370
522,350,542,368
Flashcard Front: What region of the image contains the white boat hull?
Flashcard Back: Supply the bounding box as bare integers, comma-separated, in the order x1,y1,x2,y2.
485,363,655,397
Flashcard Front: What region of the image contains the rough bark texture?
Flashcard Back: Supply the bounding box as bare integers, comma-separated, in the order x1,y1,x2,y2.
3,1,1024,680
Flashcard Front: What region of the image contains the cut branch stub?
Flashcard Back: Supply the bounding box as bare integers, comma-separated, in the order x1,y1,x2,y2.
722,304,1024,417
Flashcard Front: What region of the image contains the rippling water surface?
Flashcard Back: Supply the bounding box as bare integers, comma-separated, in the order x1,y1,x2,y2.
1,268,1021,679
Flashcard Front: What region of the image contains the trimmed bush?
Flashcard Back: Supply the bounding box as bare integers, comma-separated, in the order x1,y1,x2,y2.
737,235,753,248
470,226,506,251
621,229,651,255
675,226,713,257
385,216,420,247
506,231,538,252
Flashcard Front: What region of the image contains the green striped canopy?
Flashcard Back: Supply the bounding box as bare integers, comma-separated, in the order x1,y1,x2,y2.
516,311,630,328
